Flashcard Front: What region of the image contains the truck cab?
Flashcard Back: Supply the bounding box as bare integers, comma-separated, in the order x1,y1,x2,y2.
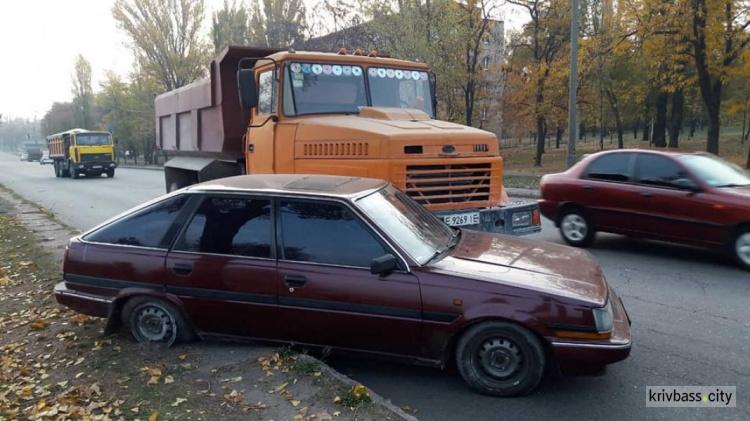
156,46,540,235
46,129,117,179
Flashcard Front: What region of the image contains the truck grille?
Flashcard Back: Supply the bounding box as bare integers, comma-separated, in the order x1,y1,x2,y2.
81,153,112,162
405,163,492,205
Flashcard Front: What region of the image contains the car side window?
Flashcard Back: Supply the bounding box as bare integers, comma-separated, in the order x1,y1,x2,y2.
84,195,188,248
280,200,388,268
175,197,272,258
634,154,687,189
583,153,633,182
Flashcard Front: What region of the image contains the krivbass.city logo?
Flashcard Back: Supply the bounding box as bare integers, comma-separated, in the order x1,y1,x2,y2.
646,386,736,407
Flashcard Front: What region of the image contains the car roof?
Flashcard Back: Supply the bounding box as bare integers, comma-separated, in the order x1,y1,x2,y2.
587,148,704,158
186,174,389,199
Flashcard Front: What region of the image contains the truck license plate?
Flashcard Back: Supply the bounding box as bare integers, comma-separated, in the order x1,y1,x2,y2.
443,212,480,227
92,165,102,169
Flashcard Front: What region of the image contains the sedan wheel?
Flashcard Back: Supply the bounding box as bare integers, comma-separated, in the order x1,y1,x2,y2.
732,229,750,270
456,322,545,397
122,298,194,346
559,208,595,247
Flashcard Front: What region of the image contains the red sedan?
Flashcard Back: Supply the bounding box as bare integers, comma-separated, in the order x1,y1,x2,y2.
540,149,750,270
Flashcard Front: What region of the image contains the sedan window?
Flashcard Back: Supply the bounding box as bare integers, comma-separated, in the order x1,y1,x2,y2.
634,154,689,188
84,195,188,248
583,153,633,182
175,197,272,258
279,200,388,268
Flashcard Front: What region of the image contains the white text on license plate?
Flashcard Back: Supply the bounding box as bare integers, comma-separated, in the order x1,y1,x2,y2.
92,165,102,169
443,212,480,227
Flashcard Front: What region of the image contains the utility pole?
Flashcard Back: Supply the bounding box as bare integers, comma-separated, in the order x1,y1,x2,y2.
567,0,580,168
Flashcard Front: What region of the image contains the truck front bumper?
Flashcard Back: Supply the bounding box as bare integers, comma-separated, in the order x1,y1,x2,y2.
434,201,542,236
74,162,117,174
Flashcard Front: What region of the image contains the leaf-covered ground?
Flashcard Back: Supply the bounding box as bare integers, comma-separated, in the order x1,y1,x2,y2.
0,195,409,421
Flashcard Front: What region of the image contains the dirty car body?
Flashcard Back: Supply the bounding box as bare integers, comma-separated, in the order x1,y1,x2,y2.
55,174,630,396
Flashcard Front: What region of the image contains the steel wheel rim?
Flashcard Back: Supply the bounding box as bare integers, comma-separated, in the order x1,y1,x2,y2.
561,214,588,241
134,303,176,343
477,337,523,380
736,233,750,265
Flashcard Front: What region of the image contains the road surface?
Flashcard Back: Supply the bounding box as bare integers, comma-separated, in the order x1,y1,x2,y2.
1,152,747,419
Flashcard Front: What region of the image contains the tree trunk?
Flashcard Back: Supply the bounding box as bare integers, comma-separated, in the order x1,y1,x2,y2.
746,143,750,169
707,109,720,154
653,92,668,147
690,119,696,138
556,126,563,149
692,0,722,155
668,89,684,148
579,122,585,141
534,115,545,166
741,110,747,145
642,121,650,141
633,117,640,139
606,85,625,149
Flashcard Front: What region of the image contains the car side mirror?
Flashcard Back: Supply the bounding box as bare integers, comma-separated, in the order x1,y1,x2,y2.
238,69,257,109
371,254,398,277
674,178,701,193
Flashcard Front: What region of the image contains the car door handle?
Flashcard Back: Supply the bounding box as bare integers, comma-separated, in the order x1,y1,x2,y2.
582,185,594,190
172,263,193,276
639,191,653,198
284,275,307,287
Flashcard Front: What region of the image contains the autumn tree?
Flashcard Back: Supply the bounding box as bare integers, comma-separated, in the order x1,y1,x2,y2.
41,103,75,136
113,0,210,92
71,55,94,129
212,0,251,51
249,0,307,47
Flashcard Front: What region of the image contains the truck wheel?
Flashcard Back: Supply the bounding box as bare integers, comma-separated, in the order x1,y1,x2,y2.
61,161,71,178
455,321,546,397
71,168,79,179
54,162,61,178
106,169,115,178
559,207,595,247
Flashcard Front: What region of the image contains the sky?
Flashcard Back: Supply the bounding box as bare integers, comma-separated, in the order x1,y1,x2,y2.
0,0,528,121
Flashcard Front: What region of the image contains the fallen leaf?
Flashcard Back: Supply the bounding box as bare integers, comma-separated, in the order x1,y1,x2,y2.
294,415,303,420
333,411,341,416
30,320,48,330
332,396,341,403
282,390,294,399
147,368,162,377
147,376,160,385
309,413,333,421
275,382,289,391
75,372,85,378
171,398,187,407
0,276,8,286
164,375,174,384
178,354,187,360
74,357,84,365
291,400,301,407
149,411,158,421
299,406,309,417
90,383,101,395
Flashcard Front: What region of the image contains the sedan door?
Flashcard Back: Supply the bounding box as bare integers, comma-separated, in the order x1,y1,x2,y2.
275,199,424,357
164,195,282,339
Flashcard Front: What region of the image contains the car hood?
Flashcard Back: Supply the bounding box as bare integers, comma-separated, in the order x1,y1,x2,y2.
717,185,750,200
431,231,609,305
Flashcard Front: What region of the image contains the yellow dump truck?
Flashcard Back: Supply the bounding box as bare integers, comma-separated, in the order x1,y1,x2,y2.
47,129,117,179
156,46,540,235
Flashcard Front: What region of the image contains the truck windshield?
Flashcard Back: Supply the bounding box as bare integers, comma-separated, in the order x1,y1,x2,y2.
356,185,453,265
76,133,111,146
284,62,367,116
368,67,434,118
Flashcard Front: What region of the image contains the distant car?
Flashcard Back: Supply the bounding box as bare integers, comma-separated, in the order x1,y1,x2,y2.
20,153,28,161
540,149,750,270
55,174,630,397
39,156,54,165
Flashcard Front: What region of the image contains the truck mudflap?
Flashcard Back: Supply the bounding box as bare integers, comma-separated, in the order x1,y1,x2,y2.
164,157,243,192
434,201,542,236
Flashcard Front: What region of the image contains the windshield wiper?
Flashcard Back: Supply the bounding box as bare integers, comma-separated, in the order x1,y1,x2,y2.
426,229,461,264
715,183,750,188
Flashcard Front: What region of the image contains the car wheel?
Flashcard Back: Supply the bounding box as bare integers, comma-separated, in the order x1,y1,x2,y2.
455,321,546,397
106,169,115,178
730,226,750,271
559,207,595,247
122,297,195,346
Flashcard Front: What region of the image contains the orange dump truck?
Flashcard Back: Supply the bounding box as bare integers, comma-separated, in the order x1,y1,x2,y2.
155,46,540,235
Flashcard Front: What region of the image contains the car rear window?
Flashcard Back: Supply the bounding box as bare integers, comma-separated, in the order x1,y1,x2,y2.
583,153,633,182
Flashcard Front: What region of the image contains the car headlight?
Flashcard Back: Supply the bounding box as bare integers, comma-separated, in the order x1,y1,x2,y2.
512,211,532,228
592,299,614,332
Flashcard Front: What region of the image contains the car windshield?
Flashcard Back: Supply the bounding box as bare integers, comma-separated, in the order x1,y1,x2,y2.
356,185,453,265
677,154,750,187
368,67,434,117
284,62,367,115
76,133,111,146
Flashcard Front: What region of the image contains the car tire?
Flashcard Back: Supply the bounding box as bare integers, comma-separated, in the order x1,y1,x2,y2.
455,321,546,397
730,226,750,271
106,169,115,178
121,297,196,347
558,207,595,247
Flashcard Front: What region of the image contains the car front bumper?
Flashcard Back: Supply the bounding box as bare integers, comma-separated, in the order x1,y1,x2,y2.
550,289,632,366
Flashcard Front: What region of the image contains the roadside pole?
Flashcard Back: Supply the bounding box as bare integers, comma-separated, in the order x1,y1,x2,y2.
567,0,580,168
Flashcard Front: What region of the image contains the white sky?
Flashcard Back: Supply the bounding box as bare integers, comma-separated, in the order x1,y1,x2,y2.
0,0,528,121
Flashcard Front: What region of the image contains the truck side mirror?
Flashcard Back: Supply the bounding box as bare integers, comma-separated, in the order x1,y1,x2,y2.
238,69,257,109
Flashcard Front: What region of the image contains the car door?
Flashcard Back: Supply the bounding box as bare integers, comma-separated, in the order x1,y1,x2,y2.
630,153,721,244
163,194,281,339
577,152,640,233
275,198,423,357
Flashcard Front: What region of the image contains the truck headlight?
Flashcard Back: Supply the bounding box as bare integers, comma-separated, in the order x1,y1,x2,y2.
512,211,532,228
592,299,614,333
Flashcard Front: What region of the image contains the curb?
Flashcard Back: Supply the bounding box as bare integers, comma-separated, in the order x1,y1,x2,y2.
117,164,164,171
301,354,418,421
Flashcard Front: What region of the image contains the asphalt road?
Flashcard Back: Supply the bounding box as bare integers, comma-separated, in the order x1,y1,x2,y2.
1,152,748,419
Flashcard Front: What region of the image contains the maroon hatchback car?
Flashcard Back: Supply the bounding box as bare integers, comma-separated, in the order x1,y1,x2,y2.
55,174,630,396
540,150,750,270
